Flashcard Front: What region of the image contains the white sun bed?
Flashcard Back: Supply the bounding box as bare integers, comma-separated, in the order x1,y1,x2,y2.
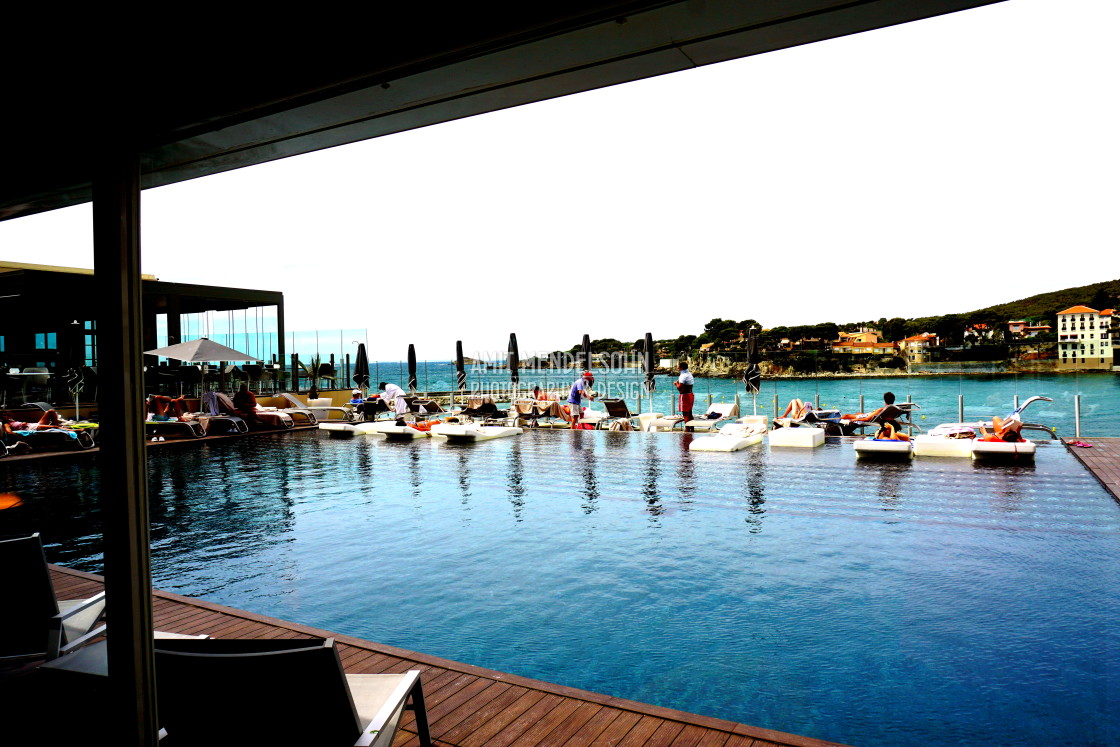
853,437,914,459
430,423,522,442
689,423,765,452
768,426,825,448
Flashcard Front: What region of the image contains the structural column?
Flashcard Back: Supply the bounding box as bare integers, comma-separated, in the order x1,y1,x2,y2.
93,149,158,744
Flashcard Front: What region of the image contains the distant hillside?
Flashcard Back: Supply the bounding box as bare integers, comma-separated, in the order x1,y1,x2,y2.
966,278,1120,322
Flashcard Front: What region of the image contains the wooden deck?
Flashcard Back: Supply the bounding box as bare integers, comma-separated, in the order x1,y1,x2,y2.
43,565,847,747
1064,437,1120,503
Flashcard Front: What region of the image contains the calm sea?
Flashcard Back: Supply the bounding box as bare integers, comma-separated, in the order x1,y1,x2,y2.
367,362,1118,437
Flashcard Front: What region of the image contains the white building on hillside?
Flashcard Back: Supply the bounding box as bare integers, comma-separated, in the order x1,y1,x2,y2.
1057,306,1113,370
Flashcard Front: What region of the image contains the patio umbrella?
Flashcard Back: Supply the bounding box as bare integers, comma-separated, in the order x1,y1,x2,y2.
508,333,520,390
145,337,256,400
743,328,762,415
352,343,370,390
144,337,256,364
455,341,466,391
407,344,417,392
581,334,591,373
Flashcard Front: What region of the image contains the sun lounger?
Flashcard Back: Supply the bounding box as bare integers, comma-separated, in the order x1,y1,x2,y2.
0,533,106,664
214,392,294,430
152,637,432,746
839,402,922,436
684,401,739,432
146,420,206,439
596,399,642,431
278,392,354,422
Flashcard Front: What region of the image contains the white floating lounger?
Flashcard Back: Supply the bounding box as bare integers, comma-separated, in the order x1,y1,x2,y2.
853,437,914,459
768,426,825,448
971,439,1037,462
318,422,384,438
689,423,765,452
430,423,522,442
370,422,431,439
913,427,976,458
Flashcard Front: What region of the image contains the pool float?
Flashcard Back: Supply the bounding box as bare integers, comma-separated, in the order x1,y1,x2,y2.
768,426,825,448
371,420,434,439
689,423,765,452
971,437,1037,462
853,436,913,460
430,423,522,442
913,424,976,458
318,422,384,438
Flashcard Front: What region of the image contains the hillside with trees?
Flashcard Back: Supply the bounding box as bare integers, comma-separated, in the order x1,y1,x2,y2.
544,279,1118,361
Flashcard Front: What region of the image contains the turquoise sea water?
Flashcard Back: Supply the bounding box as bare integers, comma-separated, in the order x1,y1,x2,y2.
3,426,1118,746
370,362,1119,437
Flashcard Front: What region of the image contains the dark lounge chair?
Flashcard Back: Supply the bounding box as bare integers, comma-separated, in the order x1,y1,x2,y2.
0,533,106,665
152,637,433,747
214,392,294,430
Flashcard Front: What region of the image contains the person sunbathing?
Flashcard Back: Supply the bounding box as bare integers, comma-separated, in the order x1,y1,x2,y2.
874,422,910,441
842,392,897,423
147,394,188,422
979,415,1023,442
779,398,811,421
0,409,70,432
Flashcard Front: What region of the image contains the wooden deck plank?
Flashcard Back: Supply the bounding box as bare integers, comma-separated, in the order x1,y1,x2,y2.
41,565,850,747
587,710,643,747
532,700,602,747
1065,437,1120,502
560,706,628,746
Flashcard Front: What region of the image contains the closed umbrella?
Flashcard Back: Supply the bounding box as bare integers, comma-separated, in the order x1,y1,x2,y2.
581,334,591,373
455,341,467,391
352,343,370,390
508,333,520,393
743,328,762,415
643,332,656,414
407,344,418,392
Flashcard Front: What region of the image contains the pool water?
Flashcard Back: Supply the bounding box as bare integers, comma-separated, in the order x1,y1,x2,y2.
3,430,1118,746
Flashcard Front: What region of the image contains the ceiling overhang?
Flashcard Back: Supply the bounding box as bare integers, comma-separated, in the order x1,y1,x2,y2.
0,0,1005,222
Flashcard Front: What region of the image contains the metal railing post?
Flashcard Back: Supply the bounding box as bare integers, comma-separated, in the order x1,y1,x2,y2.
958,394,964,423
1075,394,1081,438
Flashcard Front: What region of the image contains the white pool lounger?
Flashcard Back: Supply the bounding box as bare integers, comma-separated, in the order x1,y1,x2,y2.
430,423,523,442
853,437,914,459
971,439,1037,462
768,426,825,448
371,422,430,439
912,433,975,458
689,423,765,452
318,422,384,438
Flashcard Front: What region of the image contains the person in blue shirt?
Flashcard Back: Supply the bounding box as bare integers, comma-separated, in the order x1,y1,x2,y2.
567,371,595,427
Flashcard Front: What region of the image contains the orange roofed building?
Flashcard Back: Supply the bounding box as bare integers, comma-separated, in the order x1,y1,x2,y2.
1057,306,1113,370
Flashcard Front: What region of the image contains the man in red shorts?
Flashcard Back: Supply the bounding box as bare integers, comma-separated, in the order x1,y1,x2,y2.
675,360,694,423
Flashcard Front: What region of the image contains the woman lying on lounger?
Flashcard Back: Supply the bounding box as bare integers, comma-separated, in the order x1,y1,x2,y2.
0,409,70,432
979,416,1023,442
778,398,812,421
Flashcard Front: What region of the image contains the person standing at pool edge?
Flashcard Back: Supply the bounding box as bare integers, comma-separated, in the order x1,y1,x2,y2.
567,371,595,427
378,381,409,416
675,360,694,423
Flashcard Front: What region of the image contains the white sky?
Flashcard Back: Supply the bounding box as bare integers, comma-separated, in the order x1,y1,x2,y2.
1,0,1116,361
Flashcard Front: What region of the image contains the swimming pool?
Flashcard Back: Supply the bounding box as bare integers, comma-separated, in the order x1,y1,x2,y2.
4,430,1119,745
